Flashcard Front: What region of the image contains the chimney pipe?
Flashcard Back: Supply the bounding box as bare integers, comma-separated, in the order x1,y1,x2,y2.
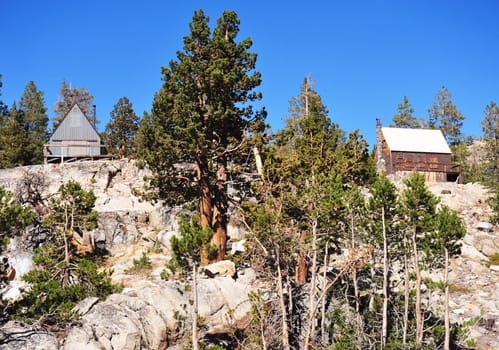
92,105,97,127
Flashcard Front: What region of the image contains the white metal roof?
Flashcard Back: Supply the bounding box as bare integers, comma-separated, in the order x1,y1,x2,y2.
382,127,451,154
50,104,100,142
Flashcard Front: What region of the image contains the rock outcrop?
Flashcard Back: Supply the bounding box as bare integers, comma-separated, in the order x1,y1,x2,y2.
62,274,255,350
1,162,498,348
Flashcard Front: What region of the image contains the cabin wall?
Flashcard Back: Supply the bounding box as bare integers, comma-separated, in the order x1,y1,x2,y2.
380,148,453,182
389,151,452,173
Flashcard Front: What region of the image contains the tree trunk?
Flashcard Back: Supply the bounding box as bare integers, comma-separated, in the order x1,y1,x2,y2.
211,159,228,263
64,204,70,265
444,248,450,350
403,251,409,346
353,269,363,350
192,264,199,350
381,207,388,348
296,231,308,284
412,228,423,347
253,146,263,177
276,247,290,350
304,219,318,349
321,243,328,343
197,159,212,266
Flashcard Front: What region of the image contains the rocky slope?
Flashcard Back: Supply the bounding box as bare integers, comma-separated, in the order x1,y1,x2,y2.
0,161,497,349
428,182,499,350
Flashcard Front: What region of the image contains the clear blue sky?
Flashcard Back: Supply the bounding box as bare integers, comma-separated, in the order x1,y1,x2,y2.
2,1,499,148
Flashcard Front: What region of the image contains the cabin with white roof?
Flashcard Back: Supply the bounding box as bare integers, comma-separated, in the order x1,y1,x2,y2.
44,103,108,163
375,119,459,182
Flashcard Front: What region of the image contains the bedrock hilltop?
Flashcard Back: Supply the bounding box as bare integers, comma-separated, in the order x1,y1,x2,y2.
0,160,497,349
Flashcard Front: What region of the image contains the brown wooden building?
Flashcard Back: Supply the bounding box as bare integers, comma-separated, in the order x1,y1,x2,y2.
375,119,459,182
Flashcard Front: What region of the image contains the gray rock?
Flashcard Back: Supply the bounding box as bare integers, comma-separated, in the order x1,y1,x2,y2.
0,321,58,350
229,239,246,255
474,234,499,257
475,221,494,232
203,260,236,278
157,230,179,251
73,296,99,316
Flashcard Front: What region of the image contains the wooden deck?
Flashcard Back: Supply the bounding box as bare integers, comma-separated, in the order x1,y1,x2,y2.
43,144,114,164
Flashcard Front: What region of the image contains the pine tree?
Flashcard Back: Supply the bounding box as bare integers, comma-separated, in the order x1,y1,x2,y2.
140,10,265,264
392,96,420,128
0,102,25,168
367,176,399,347
481,101,499,186
400,173,440,347
0,75,12,168
0,74,8,117
19,81,49,164
0,186,35,312
428,86,465,146
102,97,140,158
52,80,94,130
425,206,466,350
481,101,499,222
13,181,119,323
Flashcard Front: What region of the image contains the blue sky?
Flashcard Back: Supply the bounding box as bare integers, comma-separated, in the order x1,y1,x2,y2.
2,1,499,148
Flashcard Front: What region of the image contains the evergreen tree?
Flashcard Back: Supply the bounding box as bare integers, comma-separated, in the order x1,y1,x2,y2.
0,186,35,313
425,206,466,350
52,80,95,130
102,97,140,158
245,78,376,347
481,101,499,222
400,173,440,347
0,102,25,168
19,81,49,164
13,181,119,323
367,176,399,347
0,74,8,117
0,75,11,168
481,101,499,186
428,86,465,146
392,96,420,128
140,10,265,264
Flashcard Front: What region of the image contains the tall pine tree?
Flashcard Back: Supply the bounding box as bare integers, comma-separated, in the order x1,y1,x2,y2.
102,97,140,158
481,101,499,222
400,173,440,347
140,10,265,264
428,86,465,146
392,96,420,128
19,81,49,164
0,102,25,168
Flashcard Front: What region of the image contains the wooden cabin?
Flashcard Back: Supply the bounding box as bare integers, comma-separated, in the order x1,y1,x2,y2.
375,119,459,182
44,103,108,163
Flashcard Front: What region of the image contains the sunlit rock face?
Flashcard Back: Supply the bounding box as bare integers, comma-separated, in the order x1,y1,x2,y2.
0,161,498,349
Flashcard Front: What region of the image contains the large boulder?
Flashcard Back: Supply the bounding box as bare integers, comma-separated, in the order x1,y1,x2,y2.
0,321,59,350
63,273,256,350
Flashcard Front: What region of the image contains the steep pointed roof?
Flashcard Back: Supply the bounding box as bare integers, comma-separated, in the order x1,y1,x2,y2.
382,127,451,154
50,103,99,141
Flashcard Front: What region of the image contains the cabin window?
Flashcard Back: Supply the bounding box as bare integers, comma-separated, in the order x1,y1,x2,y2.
395,155,404,166
429,156,439,169
404,156,414,168
417,155,426,169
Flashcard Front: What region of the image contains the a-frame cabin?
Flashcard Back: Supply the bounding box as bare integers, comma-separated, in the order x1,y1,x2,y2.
44,103,108,163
